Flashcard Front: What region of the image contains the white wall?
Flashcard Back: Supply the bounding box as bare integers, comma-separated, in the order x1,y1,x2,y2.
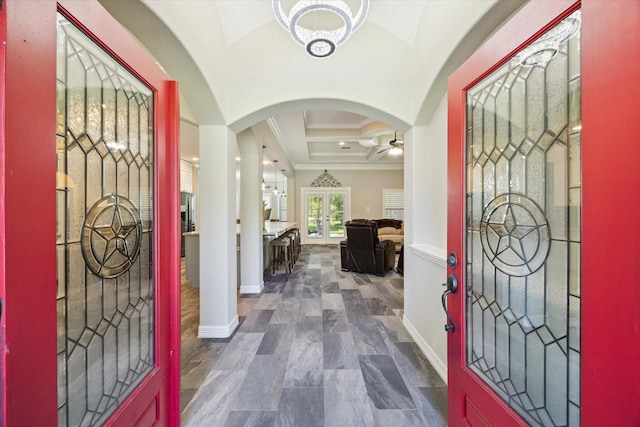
293,169,404,224
403,94,449,382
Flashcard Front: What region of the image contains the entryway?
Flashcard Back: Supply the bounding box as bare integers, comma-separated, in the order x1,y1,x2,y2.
180,245,445,426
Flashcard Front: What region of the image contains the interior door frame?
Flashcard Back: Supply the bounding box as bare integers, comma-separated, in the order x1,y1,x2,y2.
0,1,181,424
301,187,351,245
447,0,640,425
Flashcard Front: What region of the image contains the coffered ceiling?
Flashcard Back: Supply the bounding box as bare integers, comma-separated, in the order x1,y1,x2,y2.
263,109,403,171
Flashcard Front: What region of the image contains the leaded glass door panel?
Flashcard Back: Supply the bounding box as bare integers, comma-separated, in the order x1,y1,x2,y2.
0,1,180,424
447,1,584,426
55,3,180,425
56,12,159,425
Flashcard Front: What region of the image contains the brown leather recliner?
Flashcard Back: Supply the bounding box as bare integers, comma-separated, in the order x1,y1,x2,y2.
340,219,395,276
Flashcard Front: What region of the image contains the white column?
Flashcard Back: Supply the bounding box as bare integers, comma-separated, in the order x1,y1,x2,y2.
198,125,238,338
237,130,264,294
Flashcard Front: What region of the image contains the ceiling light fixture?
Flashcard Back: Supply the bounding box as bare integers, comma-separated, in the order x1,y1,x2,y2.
273,160,279,195
516,11,581,67
375,131,404,156
388,146,403,156
106,140,126,151
261,145,271,190
272,0,369,58
281,169,287,198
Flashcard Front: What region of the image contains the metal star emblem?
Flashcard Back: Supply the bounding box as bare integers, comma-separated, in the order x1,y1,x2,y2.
486,204,540,266
81,195,143,279
93,204,137,270
480,194,550,277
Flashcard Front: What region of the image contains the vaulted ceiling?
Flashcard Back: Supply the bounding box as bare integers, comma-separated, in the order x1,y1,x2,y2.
99,0,526,173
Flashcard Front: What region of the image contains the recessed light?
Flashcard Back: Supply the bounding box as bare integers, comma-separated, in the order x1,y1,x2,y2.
339,141,345,145
192,157,199,161
235,157,241,161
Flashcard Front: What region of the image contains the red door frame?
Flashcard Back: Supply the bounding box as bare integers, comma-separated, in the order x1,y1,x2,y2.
0,3,6,424
448,0,640,425
581,0,640,423
1,1,181,425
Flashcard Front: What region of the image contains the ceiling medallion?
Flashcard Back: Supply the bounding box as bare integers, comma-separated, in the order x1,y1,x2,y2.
273,0,369,58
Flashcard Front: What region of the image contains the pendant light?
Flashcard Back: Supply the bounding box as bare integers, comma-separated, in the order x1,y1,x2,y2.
272,160,279,195
261,146,270,190
281,169,287,198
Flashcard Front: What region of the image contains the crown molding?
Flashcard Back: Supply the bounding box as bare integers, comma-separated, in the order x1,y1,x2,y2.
294,162,403,171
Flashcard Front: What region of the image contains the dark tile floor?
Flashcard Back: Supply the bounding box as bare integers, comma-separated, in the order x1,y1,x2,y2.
181,245,447,426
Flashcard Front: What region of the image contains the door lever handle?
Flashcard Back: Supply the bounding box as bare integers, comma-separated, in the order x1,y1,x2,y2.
441,274,458,332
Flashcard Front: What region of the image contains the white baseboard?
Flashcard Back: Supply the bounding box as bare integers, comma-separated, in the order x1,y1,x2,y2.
402,315,448,384
198,316,239,338
239,282,264,294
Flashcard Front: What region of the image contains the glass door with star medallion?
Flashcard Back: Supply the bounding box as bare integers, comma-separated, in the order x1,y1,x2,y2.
1,1,181,425
446,0,640,425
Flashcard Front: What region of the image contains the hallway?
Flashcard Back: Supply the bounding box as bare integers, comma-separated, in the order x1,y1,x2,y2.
180,245,447,426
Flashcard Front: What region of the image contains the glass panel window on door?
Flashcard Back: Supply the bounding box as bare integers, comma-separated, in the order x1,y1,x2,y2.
465,9,581,427
56,13,155,426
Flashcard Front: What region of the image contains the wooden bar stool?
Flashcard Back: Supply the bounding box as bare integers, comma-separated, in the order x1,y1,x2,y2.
269,235,292,279
287,228,301,260
283,229,299,264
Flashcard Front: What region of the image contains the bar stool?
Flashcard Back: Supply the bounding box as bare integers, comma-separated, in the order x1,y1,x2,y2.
287,228,301,260
269,235,293,279
293,228,301,259
283,229,299,264
282,231,296,265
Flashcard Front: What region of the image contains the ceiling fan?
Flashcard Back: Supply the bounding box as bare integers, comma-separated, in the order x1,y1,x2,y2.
376,132,404,156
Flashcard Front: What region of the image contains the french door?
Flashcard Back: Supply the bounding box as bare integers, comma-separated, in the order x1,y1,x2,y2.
301,187,351,245
1,1,180,425
447,1,640,426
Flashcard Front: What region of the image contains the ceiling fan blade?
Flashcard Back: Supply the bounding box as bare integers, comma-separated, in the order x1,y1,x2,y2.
376,146,391,155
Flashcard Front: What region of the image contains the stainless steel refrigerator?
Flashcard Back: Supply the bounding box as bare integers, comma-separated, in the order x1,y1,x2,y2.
180,191,195,257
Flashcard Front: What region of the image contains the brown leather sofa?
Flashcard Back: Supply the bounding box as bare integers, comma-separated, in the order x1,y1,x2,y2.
340,219,395,276
374,218,403,252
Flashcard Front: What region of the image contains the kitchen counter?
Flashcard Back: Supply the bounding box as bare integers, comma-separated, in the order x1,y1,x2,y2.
263,221,298,237
182,221,298,289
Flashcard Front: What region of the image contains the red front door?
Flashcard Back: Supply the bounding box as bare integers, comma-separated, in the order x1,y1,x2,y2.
447,1,640,426
1,1,181,425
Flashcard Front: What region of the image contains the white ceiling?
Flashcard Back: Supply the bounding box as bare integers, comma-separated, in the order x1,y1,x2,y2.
214,1,427,48
100,0,527,172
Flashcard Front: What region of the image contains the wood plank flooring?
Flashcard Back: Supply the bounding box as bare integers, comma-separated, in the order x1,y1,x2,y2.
180,245,447,426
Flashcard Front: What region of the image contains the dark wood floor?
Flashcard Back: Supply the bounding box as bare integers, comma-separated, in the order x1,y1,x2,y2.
180,245,447,426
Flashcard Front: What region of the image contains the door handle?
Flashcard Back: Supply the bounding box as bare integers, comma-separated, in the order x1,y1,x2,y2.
441,274,458,332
